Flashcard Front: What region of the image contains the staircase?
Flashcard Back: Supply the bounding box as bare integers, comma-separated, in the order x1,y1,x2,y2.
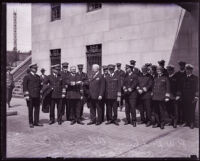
11,55,32,98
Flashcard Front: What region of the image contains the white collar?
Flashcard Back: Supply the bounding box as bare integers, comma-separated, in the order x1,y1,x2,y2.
187,74,192,77
129,72,132,76
31,71,35,76
94,71,99,77
169,73,175,78
110,72,114,77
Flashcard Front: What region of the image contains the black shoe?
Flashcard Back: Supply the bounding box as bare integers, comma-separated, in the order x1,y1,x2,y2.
113,121,119,126
173,122,177,128
96,122,102,125
49,120,55,125
190,123,194,129
34,123,43,126
29,124,34,128
160,123,164,129
124,121,130,125
77,121,84,125
105,121,112,125
70,120,76,125
132,121,136,127
146,121,151,127
138,120,146,124
58,121,62,125
152,123,159,128
87,121,96,125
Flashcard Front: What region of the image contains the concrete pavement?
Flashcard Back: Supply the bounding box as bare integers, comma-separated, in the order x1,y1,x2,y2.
6,98,199,158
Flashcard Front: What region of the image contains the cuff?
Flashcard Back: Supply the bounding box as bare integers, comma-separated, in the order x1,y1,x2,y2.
165,93,170,98
143,87,147,92
24,91,29,96
62,88,66,94
117,92,121,97
136,86,140,90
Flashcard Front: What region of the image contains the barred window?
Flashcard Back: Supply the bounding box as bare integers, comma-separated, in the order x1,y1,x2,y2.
87,3,102,12
51,3,61,21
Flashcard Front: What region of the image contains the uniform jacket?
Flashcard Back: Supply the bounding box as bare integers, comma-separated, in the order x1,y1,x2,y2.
76,72,89,96
168,73,181,99
137,73,153,99
105,73,121,99
23,73,42,98
132,67,141,76
89,72,105,99
175,70,186,93
65,73,82,99
182,74,198,100
40,74,48,86
152,74,170,101
114,69,126,87
123,72,139,99
60,70,70,80
44,74,65,99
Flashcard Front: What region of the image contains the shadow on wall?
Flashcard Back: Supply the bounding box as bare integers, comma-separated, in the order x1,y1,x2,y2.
168,5,199,76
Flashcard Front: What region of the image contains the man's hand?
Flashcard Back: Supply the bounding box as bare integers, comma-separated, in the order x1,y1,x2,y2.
76,81,82,85
138,89,143,94
175,96,180,101
128,88,132,92
194,97,199,102
98,96,102,100
80,96,83,100
117,97,121,102
70,81,76,86
165,98,169,102
25,96,29,101
62,94,65,98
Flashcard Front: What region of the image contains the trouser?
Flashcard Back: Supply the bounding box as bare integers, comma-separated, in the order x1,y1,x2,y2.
69,99,81,122
125,97,137,122
152,100,166,125
183,97,196,124
6,86,13,103
62,98,71,120
166,100,178,124
106,99,118,121
80,99,84,118
177,100,185,123
101,98,106,121
28,97,40,124
140,98,152,122
90,99,103,123
50,98,63,122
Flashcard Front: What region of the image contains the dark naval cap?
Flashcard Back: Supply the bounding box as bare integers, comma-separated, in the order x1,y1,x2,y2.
102,65,108,70
178,61,186,67
158,60,165,66
108,64,115,70
41,68,45,72
185,64,194,70
77,64,84,69
130,60,136,65
51,64,60,70
62,62,69,67
29,63,38,69
116,63,121,67
125,64,133,69
166,65,175,71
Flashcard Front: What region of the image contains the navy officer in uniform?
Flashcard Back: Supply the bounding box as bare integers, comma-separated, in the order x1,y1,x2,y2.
105,64,121,126
44,64,66,125
87,64,105,125
158,60,168,77
23,63,43,128
130,60,141,76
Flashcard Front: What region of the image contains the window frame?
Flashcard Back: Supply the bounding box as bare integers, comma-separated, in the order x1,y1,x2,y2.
51,3,61,22
87,3,102,12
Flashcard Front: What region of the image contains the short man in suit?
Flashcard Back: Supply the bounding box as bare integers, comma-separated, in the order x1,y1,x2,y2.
166,65,181,128
60,62,71,120
150,65,158,79
76,64,88,120
182,64,198,129
87,64,105,125
6,66,14,107
137,65,153,127
65,66,85,125
23,63,43,128
158,60,168,77
130,60,141,76
40,68,47,86
115,63,126,111
105,64,121,126
123,64,139,127
44,64,66,125
175,61,186,125
152,66,170,129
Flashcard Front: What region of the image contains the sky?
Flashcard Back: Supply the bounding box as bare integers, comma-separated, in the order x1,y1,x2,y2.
7,3,31,52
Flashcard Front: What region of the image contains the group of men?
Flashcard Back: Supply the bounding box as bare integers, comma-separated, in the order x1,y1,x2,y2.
22,59,198,129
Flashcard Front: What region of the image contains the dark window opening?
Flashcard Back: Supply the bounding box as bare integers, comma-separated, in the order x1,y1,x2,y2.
50,49,61,73
51,3,61,21
86,44,102,77
87,3,102,12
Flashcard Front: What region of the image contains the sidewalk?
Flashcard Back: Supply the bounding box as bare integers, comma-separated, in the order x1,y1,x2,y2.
6,98,199,158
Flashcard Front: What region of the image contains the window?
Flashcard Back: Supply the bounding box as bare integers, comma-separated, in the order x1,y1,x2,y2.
87,3,102,12
51,3,61,21
50,49,61,72
86,44,102,77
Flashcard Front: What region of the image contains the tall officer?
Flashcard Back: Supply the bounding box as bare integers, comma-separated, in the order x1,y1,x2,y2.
76,64,88,120
65,66,85,125
182,64,198,129
60,62,71,120
137,65,153,127
151,66,170,129
150,65,158,79
44,64,66,125
123,64,139,127
6,66,14,107
115,63,126,111
105,64,121,126
158,60,168,77
102,65,109,122
166,65,181,128
87,64,105,125
23,63,43,128
130,60,141,76
40,68,48,86
175,61,186,125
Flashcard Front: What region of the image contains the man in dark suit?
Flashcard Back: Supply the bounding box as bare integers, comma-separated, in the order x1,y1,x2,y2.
175,61,186,125
158,60,168,77
130,60,141,76
87,64,105,125
152,66,170,129
105,64,121,126
44,64,66,125
23,63,43,128
166,65,181,128
65,66,84,125
6,66,14,107
115,63,126,111
150,65,158,79
76,64,88,120
60,62,71,120
182,64,198,129
137,65,153,127
123,64,139,127
102,65,109,122
40,68,48,86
